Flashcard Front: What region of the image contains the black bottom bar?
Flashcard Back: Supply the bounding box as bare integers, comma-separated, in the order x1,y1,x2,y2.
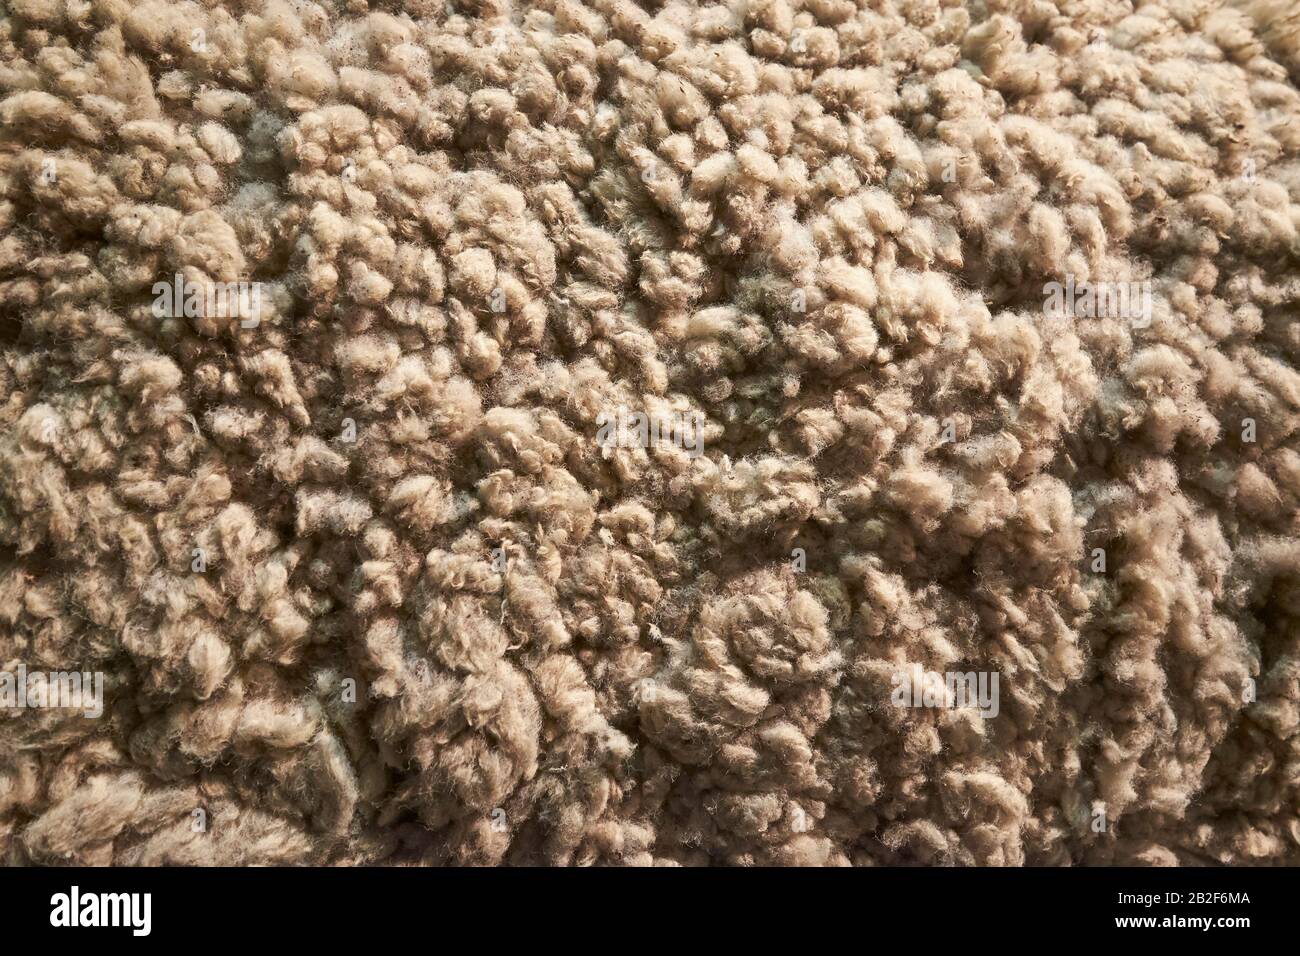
0,865,1285,943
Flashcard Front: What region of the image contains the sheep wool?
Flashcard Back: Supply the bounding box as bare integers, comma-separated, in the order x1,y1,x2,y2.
1,0,1299,868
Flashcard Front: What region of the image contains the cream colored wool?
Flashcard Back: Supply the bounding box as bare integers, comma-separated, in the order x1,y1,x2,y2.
1,0,1299,867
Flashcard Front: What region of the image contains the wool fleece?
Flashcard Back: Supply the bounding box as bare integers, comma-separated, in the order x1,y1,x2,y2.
1,0,1299,868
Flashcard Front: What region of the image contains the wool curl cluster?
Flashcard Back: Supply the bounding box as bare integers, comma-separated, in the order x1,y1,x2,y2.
1,0,1299,867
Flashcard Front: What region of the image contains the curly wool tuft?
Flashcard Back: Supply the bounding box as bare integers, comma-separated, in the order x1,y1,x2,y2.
2,0,1300,867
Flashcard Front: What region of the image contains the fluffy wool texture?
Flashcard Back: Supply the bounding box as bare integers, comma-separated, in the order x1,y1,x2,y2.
1,0,1299,867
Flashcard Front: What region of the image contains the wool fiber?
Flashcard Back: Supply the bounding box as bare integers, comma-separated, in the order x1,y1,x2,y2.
2,0,1300,866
